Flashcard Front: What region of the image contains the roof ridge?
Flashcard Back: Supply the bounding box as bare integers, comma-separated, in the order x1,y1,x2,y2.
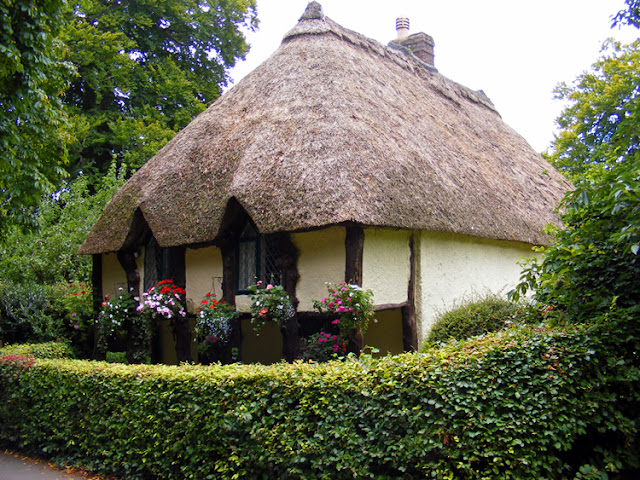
283,8,497,113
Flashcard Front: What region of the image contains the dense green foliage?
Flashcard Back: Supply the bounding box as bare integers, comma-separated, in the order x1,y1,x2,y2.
62,0,257,177
0,0,73,233
0,281,94,356
1,311,638,479
0,162,124,285
426,296,523,343
512,149,640,321
0,341,75,359
548,39,640,182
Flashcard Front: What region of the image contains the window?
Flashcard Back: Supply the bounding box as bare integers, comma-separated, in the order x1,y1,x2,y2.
236,222,282,292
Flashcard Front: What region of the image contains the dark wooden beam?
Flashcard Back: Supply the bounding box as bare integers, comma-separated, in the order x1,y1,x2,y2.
345,225,365,352
221,242,241,363
401,234,418,351
275,233,301,362
91,254,105,361
117,251,140,297
344,225,364,286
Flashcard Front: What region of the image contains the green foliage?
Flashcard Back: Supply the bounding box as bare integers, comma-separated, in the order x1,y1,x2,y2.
47,282,94,358
549,39,640,182
61,0,258,177
0,311,638,479
0,0,73,234
247,282,294,332
97,287,150,364
426,295,523,344
511,159,640,320
0,160,125,286
0,281,60,344
313,282,375,338
302,331,347,362
105,351,127,364
194,293,239,363
0,341,75,359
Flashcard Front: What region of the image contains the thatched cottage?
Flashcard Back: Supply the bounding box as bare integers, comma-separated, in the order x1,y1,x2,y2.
80,2,570,364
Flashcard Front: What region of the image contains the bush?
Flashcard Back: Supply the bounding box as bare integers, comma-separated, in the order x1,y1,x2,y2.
0,282,59,344
512,159,640,321
426,295,523,344
0,342,75,359
0,310,638,480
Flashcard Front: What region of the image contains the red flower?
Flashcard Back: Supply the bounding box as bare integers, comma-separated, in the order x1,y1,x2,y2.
201,300,208,305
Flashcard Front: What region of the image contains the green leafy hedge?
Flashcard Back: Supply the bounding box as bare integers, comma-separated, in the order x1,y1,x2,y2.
0,312,638,479
0,341,75,359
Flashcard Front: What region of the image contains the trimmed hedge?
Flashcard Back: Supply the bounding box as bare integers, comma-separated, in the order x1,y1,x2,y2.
427,295,523,344
0,341,75,359
1,312,639,479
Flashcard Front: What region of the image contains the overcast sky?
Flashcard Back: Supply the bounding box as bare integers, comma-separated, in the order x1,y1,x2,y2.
227,0,639,153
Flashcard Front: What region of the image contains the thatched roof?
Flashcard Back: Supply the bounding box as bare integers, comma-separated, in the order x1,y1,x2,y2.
80,1,571,255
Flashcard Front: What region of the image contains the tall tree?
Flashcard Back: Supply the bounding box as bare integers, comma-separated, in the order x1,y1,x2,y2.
548,39,640,182
0,0,73,233
63,0,257,177
613,0,640,28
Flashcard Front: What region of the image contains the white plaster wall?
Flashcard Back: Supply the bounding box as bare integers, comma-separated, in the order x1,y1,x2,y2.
292,227,346,311
102,253,127,299
362,228,410,306
185,246,224,313
417,231,537,344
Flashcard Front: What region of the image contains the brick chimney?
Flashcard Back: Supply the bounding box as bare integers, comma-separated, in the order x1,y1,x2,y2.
395,17,435,67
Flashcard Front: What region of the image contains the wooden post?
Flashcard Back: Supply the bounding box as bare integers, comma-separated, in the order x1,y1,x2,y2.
345,225,364,285
345,225,365,352
117,251,140,297
401,234,418,351
221,242,241,363
277,234,301,362
117,251,142,363
165,247,191,363
91,254,105,360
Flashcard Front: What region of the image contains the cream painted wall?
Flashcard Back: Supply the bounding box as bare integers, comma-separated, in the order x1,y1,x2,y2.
417,231,536,345
102,253,127,299
292,227,346,311
185,246,224,313
362,229,410,306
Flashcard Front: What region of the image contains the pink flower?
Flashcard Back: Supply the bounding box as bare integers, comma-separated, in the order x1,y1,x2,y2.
266,284,273,290
332,319,339,325
259,307,269,317
321,298,327,303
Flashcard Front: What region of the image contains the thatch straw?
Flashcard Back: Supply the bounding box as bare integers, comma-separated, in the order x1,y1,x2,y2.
80,2,570,255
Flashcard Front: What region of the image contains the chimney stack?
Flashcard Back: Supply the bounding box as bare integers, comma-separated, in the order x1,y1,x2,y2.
394,17,435,67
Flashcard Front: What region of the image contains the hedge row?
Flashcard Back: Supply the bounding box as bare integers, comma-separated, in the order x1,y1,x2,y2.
1,312,639,479
0,340,76,359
